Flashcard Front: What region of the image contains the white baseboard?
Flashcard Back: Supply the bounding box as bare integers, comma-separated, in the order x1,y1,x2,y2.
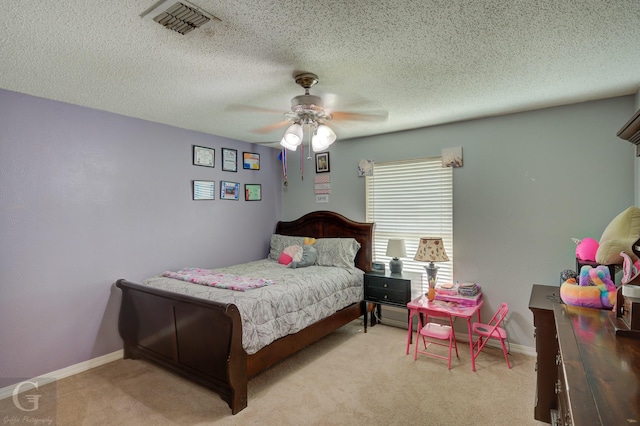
0,349,124,400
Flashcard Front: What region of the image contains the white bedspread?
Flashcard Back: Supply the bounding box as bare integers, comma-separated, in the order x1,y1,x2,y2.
142,259,364,354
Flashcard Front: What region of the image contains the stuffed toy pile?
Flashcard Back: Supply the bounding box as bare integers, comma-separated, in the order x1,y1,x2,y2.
560,264,616,310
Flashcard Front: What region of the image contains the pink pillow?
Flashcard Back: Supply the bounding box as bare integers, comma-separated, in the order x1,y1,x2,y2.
278,251,293,265
576,238,599,262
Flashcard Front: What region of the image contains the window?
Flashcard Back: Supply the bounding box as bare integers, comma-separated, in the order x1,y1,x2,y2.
366,157,453,291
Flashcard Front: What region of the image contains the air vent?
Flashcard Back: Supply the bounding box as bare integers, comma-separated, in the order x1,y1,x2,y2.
141,0,220,35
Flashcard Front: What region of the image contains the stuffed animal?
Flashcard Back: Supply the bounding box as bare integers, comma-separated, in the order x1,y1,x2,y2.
290,245,318,269
279,238,318,268
560,264,616,310
278,245,303,265
574,237,599,262
621,250,640,284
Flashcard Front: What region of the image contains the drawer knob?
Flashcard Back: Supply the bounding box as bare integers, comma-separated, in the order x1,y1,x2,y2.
383,283,388,288
384,295,388,299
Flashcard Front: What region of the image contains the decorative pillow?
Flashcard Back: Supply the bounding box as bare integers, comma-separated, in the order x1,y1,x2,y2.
268,234,305,261
315,238,361,269
290,245,318,269
595,206,640,265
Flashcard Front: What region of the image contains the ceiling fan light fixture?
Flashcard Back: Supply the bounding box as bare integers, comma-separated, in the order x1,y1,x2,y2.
280,123,303,151
312,124,336,152
280,137,298,151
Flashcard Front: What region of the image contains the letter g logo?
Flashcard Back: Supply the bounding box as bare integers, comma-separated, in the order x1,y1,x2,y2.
12,380,41,412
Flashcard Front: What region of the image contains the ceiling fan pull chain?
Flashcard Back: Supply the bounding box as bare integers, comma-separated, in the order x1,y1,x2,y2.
307,122,313,159
300,143,304,180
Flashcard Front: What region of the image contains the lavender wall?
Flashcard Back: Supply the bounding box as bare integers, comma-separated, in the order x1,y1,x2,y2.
0,89,282,386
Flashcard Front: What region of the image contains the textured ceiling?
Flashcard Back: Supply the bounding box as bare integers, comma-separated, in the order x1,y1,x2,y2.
2,1,639,145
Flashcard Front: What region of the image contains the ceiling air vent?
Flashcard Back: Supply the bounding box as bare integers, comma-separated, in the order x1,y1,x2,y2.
141,0,220,35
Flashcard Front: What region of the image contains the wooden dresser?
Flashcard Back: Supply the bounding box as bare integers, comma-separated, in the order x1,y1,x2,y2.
529,284,561,423
553,303,640,425
530,284,640,425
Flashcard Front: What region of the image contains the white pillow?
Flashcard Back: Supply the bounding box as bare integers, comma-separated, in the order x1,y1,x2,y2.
315,238,361,269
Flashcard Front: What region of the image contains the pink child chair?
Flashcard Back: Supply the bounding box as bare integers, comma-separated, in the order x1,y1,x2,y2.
414,308,459,369
471,303,511,369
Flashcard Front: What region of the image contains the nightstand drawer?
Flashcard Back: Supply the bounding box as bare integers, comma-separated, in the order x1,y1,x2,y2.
364,274,412,307
363,271,421,328
365,286,407,305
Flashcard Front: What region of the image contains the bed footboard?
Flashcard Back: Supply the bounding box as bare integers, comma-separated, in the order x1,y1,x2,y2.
116,279,248,414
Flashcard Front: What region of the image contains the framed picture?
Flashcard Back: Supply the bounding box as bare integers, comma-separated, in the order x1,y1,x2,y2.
315,152,330,173
442,146,463,168
245,184,262,201
222,148,238,172
192,180,215,200
220,181,240,200
243,152,260,170
193,145,214,168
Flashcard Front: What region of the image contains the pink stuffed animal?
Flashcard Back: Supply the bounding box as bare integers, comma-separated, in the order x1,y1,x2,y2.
278,245,303,266
575,237,599,262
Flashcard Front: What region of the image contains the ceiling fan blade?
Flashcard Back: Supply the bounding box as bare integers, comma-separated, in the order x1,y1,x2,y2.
251,120,291,134
226,103,285,115
331,111,388,122
321,92,371,111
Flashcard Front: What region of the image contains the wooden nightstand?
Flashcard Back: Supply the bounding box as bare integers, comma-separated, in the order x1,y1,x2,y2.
364,271,422,329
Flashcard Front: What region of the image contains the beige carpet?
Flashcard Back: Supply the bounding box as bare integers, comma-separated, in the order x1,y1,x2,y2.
1,321,546,425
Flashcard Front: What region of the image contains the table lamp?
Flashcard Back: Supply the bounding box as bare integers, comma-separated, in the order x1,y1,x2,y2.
386,239,406,274
414,237,449,298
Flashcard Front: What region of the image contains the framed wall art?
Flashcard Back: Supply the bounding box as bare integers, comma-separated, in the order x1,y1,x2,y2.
244,184,262,201
220,180,240,200
222,148,238,172
315,152,330,173
192,180,215,200
243,152,260,170
442,146,463,168
193,145,214,168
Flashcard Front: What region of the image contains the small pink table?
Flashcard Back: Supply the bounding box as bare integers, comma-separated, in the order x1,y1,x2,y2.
407,296,484,371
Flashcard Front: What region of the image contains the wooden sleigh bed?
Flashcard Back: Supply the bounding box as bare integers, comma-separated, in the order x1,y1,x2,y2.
116,211,373,414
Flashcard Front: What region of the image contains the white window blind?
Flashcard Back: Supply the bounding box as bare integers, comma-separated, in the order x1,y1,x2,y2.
365,157,453,291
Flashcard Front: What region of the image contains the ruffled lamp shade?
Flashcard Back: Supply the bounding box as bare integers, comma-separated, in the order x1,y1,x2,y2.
414,237,449,295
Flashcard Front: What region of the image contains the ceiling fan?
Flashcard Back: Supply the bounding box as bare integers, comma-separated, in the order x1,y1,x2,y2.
228,72,388,152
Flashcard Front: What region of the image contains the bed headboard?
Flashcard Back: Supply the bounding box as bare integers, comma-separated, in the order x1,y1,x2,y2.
275,210,374,272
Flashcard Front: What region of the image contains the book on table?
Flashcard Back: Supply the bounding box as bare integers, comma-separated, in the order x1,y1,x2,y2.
435,282,458,296
435,282,480,296
434,282,483,306
458,282,479,297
